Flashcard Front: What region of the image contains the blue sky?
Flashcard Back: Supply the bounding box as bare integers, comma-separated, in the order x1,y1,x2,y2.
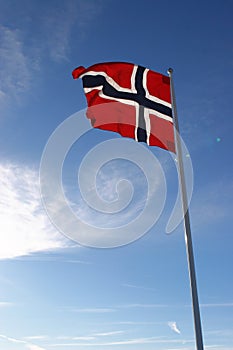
0,0,233,349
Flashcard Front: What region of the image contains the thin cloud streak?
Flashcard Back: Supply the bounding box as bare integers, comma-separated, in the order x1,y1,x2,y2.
120,303,170,308
201,303,233,308
13,256,90,264
114,321,164,325
0,334,46,350
92,331,124,337
66,303,171,315
122,283,156,291
72,307,116,313
0,301,13,307
23,336,49,341
50,337,192,346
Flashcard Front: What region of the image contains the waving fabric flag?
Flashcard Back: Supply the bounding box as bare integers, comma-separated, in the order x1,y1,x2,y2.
72,62,175,152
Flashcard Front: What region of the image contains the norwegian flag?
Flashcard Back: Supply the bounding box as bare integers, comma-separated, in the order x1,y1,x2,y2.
72,62,175,152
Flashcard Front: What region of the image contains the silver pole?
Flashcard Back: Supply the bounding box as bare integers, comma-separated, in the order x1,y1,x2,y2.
167,68,204,350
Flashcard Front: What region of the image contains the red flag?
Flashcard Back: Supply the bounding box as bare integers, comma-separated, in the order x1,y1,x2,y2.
72,62,175,152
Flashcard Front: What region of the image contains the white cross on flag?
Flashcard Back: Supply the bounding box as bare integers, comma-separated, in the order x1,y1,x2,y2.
72,62,175,152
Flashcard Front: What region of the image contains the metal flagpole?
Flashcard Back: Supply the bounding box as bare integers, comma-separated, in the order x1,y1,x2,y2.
167,68,204,350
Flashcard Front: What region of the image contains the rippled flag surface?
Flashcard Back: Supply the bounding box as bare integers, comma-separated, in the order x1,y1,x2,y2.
72,62,175,152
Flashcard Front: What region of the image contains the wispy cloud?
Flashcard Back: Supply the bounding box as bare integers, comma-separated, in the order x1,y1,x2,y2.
0,334,46,350
201,303,233,308
0,25,31,106
64,259,91,264
42,3,75,62
41,0,104,62
26,344,47,350
0,161,70,260
68,155,162,237
50,336,192,347
168,321,181,334
23,336,48,341
72,336,96,341
122,283,156,291
12,255,89,264
205,328,233,337
0,334,26,344
56,336,95,341
0,1,104,107
70,163,147,228
68,303,170,315
0,301,13,307
114,321,163,325
92,331,124,337
72,307,116,313
120,303,170,309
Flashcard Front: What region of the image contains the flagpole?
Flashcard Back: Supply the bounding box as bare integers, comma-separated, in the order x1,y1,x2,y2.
167,68,204,350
